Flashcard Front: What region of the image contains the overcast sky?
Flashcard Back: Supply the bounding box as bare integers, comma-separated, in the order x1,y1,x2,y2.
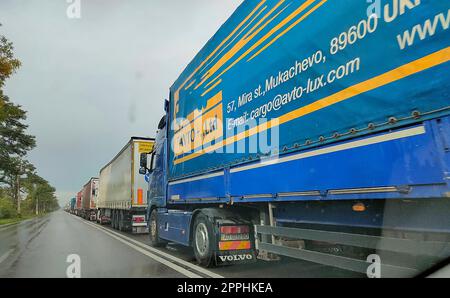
0,0,242,205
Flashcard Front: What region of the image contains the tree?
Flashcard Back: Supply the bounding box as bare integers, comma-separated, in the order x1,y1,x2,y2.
22,173,58,215
0,30,21,88
0,24,52,216
0,23,21,122
0,98,36,183
0,29,36,184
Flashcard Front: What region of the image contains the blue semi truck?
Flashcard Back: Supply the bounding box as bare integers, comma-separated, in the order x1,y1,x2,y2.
139,0,450,276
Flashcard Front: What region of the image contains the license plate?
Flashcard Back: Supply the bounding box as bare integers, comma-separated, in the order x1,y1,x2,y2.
221,233,249,241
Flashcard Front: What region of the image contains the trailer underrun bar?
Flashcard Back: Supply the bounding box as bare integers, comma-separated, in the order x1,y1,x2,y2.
255,225,450,277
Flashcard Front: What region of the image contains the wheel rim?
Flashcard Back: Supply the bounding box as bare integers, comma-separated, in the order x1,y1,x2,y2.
195,223,209,257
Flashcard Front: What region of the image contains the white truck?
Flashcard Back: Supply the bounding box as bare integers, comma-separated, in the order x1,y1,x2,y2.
97,137,154,233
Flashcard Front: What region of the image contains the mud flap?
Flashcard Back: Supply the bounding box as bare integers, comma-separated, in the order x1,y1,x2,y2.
215,249,256,266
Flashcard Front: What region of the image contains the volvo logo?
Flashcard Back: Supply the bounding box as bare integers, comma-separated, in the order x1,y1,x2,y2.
219,254,253,262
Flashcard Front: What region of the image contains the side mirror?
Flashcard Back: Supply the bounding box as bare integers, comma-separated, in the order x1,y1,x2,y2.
139,167,147,175
139,152,149,175
140,153,148,169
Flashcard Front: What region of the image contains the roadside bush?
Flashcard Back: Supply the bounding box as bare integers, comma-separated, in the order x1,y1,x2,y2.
0,197,17,219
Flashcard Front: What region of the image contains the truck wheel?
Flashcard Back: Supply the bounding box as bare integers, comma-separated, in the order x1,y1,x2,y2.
149,209,167,247
193,213,215,267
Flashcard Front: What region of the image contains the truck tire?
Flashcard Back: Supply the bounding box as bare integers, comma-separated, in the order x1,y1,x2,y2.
192,213,215,267
149,209,167,247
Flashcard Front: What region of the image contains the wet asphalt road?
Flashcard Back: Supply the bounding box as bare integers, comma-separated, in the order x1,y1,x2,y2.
0,210,362,278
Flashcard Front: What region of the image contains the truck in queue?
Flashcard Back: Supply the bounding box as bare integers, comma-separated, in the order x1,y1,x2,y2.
97,137,155,232
75,191,82,217
138,0,450,276
69,197,76,215
80,177,99,221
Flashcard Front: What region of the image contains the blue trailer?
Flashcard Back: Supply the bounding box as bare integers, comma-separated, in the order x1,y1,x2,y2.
140,0,450,276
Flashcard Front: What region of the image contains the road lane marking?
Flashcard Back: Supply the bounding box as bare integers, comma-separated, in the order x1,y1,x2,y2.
0,220,30,232
0,225,17,232
0,216,50,232
70,215,208,278
76,218,202,278
0,223,18,230
82,219,224,278
0,249,14,265
80,218,224,278
72,214,223,278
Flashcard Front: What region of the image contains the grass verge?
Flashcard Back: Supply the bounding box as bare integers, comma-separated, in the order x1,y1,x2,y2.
0,214,38,226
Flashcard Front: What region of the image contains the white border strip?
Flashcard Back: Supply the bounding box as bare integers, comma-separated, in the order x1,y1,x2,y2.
169,171,224,186
231,126,426,174
71,216,201,278
0,217,41,232
72,215,223,278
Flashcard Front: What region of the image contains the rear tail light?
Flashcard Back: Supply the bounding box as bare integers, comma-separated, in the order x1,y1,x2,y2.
220,225,250,234
220,225,250,241
133,216,145,223
219,240,251,251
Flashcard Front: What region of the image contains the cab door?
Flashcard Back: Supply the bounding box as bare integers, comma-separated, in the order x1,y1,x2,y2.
148,126,167,208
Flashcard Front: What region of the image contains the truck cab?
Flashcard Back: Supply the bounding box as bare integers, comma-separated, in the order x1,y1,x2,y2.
141,110,255,267
146,115,168,211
